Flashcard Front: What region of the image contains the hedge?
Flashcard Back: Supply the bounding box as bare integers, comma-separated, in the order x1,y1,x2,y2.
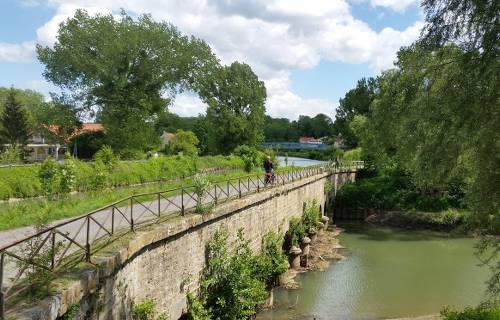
0,155,243,200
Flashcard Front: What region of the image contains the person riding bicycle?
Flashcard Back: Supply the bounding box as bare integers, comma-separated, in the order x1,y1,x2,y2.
263,156,274,184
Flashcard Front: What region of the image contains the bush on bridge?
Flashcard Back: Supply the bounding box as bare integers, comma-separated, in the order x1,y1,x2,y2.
187,229,289,319
303,199,321,232
286,217,307,248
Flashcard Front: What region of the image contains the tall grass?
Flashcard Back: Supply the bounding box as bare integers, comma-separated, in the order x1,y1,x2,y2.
0,155,243,200
0,166,304,231
0,170,247,231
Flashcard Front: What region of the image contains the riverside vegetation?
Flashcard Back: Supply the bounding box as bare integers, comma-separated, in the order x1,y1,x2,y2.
0,150,243,200
185,200,322,320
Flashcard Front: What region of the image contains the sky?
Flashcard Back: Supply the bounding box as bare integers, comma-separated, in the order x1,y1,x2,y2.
0,0,424,120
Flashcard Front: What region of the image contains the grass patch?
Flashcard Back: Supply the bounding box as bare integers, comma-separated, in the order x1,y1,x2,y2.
0,166,305,231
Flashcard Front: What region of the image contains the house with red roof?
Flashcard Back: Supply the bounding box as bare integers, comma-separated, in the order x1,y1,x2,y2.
25,123,104,161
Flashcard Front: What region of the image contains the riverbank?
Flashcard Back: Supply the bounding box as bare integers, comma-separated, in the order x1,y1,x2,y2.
364,209,469,233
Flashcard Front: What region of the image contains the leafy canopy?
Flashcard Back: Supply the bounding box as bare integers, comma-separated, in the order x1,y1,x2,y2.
170,129,199,156
200,62,266,154
37,9,218,154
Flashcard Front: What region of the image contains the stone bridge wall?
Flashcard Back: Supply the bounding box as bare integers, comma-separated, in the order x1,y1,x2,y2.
13,171,356,320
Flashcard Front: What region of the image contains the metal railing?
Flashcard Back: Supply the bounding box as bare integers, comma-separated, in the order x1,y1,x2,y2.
0,161,363,317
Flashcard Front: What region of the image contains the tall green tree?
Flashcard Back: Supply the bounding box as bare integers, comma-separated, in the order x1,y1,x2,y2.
264,116,298,142
0,87,44,130
37,9,218,155
200,62,266,154
0,89,31,146
333,77,377,148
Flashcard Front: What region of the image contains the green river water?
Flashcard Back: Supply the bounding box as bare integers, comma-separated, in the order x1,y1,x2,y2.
257,223,490,320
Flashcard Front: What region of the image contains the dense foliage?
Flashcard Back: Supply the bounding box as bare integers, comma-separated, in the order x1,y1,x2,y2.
441,306,500,320
187,229,267,319
285,199,321,248
233,145,262,172
200,62,266,154
335,170,463,212
0,155,243,200
37,9,218,155
303,200,321,232
0,89,31,146
170,129,199,156
332,78,376,148
264,114,335,142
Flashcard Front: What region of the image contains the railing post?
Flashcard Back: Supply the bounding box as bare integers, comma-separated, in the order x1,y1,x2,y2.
85,216,91,262
247,177,250,192
227,181,229,198
181,188,185,215
51,230,55,270
214,185,218,204
130,197,134,232
157,193,161,217
111,207,115,234
238,179,242,198
0,252,5,320
257,175,260,193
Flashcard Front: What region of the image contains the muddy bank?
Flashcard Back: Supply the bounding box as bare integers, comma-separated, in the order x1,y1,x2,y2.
279,226,344,290
364,210,466,232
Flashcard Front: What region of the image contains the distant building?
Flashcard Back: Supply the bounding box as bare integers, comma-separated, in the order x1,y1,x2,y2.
160,131,176,148
24,123,104,162
299,137,323,144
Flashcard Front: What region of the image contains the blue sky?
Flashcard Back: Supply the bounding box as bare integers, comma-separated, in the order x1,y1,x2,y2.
0,0,423,120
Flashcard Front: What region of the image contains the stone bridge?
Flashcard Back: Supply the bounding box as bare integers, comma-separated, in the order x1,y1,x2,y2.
10,169,357,320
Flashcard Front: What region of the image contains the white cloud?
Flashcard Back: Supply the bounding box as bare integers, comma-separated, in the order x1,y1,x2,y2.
0,41,35,63
24,0,424,118
370,0,419,12
170,94,207,117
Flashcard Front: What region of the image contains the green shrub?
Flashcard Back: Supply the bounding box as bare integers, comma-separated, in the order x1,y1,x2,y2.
335,171,453,212
186,292,211,320
286,218,306,248
234,145,262,172
343,148,362,161
132,299,168,320
324,179,333,193
0,180,12,200
193,174,213,214
58,155,76,194
0,145,22,164
303,200,321,231
94,145,118,171
255,231,288,287
89,161,108,190
38,157,59,198
441,306,500,320
187,229,268,320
